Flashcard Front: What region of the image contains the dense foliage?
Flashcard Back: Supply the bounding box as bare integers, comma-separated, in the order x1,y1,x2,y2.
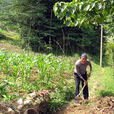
53,0,114,63
104,13,114,65
0,0,101,55
53,0,114,27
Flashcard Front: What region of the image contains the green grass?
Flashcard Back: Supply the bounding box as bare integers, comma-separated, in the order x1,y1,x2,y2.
0,28,21,46
0,28,20,41
89,62,114,98
0,49,113,111
98,67,114,96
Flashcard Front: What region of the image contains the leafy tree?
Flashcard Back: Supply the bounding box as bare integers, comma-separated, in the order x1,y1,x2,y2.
0,0,102,54
104,13,114,65
53,0,114,57
12,0,49,51
0,0,49,51
53,0,114,27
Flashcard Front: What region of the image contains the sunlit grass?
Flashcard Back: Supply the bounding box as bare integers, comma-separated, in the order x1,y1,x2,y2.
0,28,20,41
98,67,114,96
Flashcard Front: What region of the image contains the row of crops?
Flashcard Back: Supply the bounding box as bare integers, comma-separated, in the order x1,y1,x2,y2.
0,50,74,111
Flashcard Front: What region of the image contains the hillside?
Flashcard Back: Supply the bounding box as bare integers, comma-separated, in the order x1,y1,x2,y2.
0,42,114,113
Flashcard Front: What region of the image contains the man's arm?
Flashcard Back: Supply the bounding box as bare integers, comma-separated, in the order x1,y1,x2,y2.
74,62,80,75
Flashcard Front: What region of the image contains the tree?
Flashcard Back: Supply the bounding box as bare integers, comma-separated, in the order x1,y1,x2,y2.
53,0,114,64
104,13,114,66
53,0,114,27
0,0,52,51
0,0,102,54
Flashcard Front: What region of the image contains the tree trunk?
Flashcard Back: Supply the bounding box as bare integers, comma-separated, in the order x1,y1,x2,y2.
62,28,65,54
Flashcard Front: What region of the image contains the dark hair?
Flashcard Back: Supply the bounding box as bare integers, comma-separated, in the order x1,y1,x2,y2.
81,53,87,58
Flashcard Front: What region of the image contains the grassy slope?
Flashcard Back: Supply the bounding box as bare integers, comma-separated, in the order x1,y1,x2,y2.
0,30,114,111
0,28,22,46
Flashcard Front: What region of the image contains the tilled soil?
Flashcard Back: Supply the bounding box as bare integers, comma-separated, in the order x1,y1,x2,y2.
55,96,114,114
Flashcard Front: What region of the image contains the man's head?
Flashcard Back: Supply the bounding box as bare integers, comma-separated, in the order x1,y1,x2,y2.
80,53,87,64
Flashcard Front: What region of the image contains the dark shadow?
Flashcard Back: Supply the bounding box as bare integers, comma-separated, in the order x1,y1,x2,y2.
64,90,74,101
0,34,7,40
88,54,100,65
0,33,15,41
99,90,114,97
48,101,68,114
25,108,37,114
48,90,74,113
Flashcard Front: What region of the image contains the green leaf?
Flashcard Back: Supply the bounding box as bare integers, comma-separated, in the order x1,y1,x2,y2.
91,3,96,9
110,0,114,4
53,0,114,27
80,18,85,25
71,7,76,14
61,5,67,13
98,3,102,9
79,4,82,10
75,21,78,26
84,5,91,11
53,6,58,13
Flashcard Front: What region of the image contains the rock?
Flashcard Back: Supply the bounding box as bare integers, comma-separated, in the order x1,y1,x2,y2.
24,99,32,105
29,92,36,98
17,104,23,110
24,108,38,114
0,102,8,112
17,98,24,105
0,112,4,114
0,90,50,114
6,108,15,114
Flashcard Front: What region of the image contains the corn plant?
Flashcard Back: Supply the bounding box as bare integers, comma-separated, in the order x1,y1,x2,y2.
0,50,74,103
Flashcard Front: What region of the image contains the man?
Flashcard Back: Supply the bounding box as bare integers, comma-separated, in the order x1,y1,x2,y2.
74,53,92,101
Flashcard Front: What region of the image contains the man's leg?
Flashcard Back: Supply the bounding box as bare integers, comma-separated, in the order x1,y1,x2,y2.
74,73,80,97
82,74,89,99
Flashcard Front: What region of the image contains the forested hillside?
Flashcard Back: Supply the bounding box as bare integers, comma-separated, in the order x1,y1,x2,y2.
0,0,102,55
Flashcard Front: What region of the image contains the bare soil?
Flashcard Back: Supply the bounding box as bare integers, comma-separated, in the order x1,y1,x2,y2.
0,42,23,53
55,96,114,114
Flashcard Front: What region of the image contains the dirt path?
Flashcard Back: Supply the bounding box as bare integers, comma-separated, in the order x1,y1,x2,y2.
0,42,24,53
55,96,114,114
